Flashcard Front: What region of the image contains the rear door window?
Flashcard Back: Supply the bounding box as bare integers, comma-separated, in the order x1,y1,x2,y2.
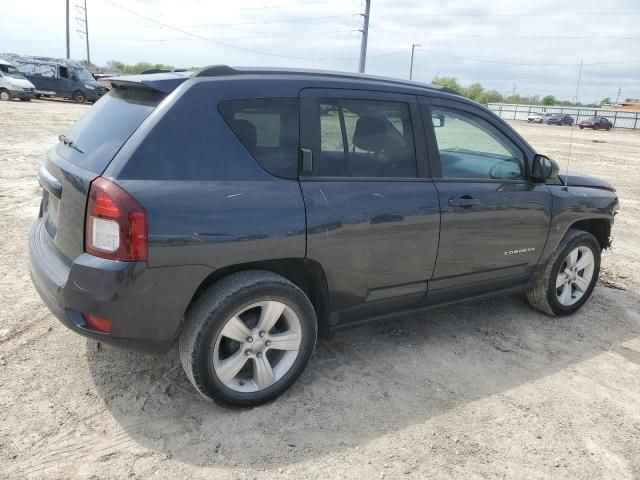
218,98,299,179
56,88,163,173
316,98,417,178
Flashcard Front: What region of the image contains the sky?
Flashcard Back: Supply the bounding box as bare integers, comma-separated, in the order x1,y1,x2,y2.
2,0,639,102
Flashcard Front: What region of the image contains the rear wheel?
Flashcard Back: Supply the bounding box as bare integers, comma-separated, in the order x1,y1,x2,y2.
594,124,600,130
527,229,600,316
179,270,317,406
0,89,11,101
72,91,86,103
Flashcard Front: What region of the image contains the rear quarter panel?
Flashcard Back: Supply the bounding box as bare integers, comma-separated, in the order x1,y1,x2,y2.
107,79,307,269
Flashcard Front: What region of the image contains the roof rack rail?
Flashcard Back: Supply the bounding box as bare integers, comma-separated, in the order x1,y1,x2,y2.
194,65,459,95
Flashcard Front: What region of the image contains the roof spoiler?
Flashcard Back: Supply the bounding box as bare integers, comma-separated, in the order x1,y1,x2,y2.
109,71,192,94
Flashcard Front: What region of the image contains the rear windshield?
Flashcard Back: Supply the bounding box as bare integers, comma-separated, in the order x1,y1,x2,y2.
56,88,163,173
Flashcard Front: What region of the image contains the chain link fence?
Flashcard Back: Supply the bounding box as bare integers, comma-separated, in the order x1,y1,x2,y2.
488,103,640,130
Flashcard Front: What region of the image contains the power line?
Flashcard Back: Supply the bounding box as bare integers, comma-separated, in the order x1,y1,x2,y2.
415,48,640,66
178,14,357,28
240,0,354,10
90,29,355,42
385,11,640,17
101,0,400,62
379,30,640,40
101,0,353,60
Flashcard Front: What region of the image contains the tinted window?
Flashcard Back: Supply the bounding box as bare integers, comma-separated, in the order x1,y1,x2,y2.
431,107,525,180
219,98,299,179
316,98,416,178
56,88,163,173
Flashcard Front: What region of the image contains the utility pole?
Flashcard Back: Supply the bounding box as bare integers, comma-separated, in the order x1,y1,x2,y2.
615,87,622,105
409,43,420,80
66,0,70,58
358,0,371,73
76,0,91,66
85,0,90,65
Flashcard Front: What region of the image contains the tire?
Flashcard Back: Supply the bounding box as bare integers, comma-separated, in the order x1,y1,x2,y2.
179,270,318,406
579,126,584,129
594,124,600,130
527,229,601,316
0,89,11,101
72,91,86,103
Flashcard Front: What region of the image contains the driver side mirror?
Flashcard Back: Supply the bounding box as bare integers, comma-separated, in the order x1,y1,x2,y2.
432,113,445,128
531,154,560,180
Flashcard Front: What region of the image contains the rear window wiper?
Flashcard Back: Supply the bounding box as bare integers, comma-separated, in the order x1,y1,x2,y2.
58,134,84,154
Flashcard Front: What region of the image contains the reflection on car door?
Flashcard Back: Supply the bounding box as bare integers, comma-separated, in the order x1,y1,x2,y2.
420,96,552,304
299,88,440,327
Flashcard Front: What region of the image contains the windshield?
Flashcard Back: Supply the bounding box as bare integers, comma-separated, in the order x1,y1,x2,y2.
72,67,95,82
0,64,25,79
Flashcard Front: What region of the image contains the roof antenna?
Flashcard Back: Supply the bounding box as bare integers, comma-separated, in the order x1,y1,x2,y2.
564,59,583,190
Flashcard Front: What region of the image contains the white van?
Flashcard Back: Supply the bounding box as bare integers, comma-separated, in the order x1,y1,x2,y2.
0,58,36,101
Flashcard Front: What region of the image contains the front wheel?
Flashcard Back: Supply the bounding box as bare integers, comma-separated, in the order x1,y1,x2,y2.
0,90,11,101
527,229,600,316
179,270,317,406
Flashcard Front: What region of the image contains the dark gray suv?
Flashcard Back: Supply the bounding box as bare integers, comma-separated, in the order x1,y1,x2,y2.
29,66,618,406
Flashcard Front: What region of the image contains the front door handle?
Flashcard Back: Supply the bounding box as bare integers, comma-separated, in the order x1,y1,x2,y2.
448,196,480,208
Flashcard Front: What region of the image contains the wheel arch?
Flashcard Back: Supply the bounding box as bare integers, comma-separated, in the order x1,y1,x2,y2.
568,218,611,250
184,258,331,339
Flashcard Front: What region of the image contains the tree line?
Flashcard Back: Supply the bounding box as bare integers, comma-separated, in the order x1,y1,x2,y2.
430,76,609,107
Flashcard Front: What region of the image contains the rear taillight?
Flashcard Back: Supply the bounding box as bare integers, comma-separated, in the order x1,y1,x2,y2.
85,177,147,261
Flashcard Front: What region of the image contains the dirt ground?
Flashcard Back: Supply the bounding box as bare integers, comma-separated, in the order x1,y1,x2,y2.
1,99,639,479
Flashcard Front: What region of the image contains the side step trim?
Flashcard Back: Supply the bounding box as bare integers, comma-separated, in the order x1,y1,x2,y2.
331,283,533,332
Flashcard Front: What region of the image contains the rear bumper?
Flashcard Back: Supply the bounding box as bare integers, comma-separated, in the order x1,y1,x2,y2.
29,219,211,355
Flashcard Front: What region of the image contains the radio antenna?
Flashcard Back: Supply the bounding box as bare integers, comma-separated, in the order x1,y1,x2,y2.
565,59,583,189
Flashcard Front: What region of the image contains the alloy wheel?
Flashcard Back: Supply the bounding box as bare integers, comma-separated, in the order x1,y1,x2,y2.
212,300,302,392
555,246,595,306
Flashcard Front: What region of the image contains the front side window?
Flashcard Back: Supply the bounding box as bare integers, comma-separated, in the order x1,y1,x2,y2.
431,107,525,180
219,98,299,179
317,98,417,178
0,64,25,78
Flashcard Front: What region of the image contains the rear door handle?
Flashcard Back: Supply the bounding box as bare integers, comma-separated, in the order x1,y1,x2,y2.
300,147,313,175
448,196,480,208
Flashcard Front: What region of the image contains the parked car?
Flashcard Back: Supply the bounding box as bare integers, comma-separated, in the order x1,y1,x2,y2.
1,53,106,103
546,113,574,126
527,112,552,123
29,66,618,406
579,117,612,130
0,58,35,101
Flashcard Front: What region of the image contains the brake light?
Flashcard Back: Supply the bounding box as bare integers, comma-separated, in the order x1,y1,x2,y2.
85,177,147,261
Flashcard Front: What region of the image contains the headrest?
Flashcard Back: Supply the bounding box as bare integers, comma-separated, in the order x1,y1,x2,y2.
230,118,257,154
352,116,388,152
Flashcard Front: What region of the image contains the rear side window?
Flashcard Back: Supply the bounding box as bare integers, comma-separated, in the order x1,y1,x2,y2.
316,98,417,178
56,88,163,173
219,98,299,179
